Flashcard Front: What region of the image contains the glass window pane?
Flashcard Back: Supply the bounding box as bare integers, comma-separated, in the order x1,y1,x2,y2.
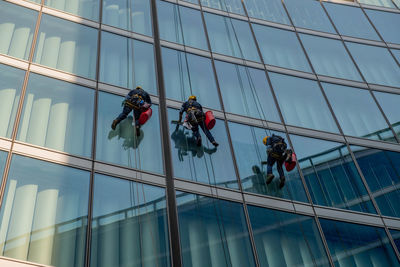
204,12,260,62
17,74,94,157
392,49,400,62
352,146,400,218
91,174,170,267
168,108,237,189
248,205,330,267
0,155,90,267
0,64,25,139
284,0,335,33
324,2,380,41
320,219,400,266
34,14,98,79
374,91,400,139
200,0,244,15
96,92,163,174
0,1,37,60
157,0,208,50
176,192,256,267
366,9,400,44
161,47,221,110
323,83,394,141
215,60,281,122
45,0,99,21
253,24,311,72
300,34,362,81
359,0,396,9
100,31,157,94
228,122,309,202
390,229,400,253
270,73,339,133
346,42,400,88
103,0,151,35
0,151,7,177
290,134,376,214
244,0,290,25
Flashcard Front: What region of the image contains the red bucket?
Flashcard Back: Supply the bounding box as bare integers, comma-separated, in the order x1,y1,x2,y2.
139,108,152,125
284,152,297,172
205,111,216,130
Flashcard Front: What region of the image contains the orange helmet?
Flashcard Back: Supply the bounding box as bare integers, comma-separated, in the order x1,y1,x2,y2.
263,136,269,146
188,95,197,101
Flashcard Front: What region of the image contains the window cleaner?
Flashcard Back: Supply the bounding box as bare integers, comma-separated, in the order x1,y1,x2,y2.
111,86,152,136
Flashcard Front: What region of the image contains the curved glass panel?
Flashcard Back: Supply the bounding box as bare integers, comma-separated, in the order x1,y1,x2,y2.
366,9,400,44
0,64,25,139
300,34,362,81
34,14,98,79
17,74,94,157
269,73,339,133
290,134,376,214
248,205,330,267
45,0,99,21
168,108,237,189
228,122,308,202
176,192,256,267
253,24,311,72
161,47,221,110
323,83,394,142
0,1,37,60
215,60,280,122
374,91,400,139
346,42,400,88
201,0,244,15
244,0,290,25
320,218,400,267
91,174,170,267
102,0,151,36
0,155,90,267
100,31,157,94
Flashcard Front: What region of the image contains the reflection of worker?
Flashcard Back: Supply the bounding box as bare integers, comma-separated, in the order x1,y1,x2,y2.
111,86,151,136
108,116,143,150
177,95,218,147
263,134,289,189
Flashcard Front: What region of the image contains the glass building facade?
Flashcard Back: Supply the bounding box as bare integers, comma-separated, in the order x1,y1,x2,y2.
0,0,399,266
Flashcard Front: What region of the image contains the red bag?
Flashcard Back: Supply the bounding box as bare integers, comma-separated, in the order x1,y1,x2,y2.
139,108,152,125
205,111,216,130
285,152,297,172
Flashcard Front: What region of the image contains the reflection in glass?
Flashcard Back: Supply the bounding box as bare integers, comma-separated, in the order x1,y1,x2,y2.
0,155,90,267
45,0,99,21
100,31,157,94
215,60,280,122
0,1,37,60
200,0,244,15
323,83,394,142
17,74,94,157
244,0,290,25
0,64,25,139
161,47,221,110
390,229,400,254
366,9,400,44
176,192,256,267
228,122,308,202
96,92,163,174
392,49,400,63
290,135,376,214
320,218,399,266
91,174,170,267
248,205,330,267
0,151,7,178
270,73,339,133
103,0,151,36
374,91,400,139
168,109,237,189
359,0,396,8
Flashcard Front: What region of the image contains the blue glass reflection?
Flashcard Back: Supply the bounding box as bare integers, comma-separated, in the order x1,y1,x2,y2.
374,91,400,139
244,0,291,25
366,9,400,44
201,0,244,15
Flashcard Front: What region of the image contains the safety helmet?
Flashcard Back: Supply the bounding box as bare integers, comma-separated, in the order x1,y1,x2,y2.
262,136,269,146
136,86,142,90
188,95,197,101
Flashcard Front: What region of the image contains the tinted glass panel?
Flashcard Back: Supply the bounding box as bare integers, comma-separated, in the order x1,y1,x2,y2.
91,174,170,267
244,0,290,25
168,108,237,189
0,1,37,60
248,205,330,267
346,42,400,88
45,0,99,21
0,64,25,139
359,0,396,8
366,9,400,44
390,229,400,253
97,92,163,174
100,31,157,94
290,134,376,213
161,47,220,110
229,122,308,202
204,12,260,61
0,155,90,267
392,49,400,62
374,91,400,139
323,83,394,141
215,60,280,122
176,192,256,267
320,219,399,267
34,14,98,79
270,73,339,133
201,0,244,15
300,34,362,81
0,151,7,177
253,24,311,72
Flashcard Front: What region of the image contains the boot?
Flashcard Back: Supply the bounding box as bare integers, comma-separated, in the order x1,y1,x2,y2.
197,137,202,147
266,173,274,185
111,119,119,130
212,141,219,147
279,177,285,189
136,125,141,137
